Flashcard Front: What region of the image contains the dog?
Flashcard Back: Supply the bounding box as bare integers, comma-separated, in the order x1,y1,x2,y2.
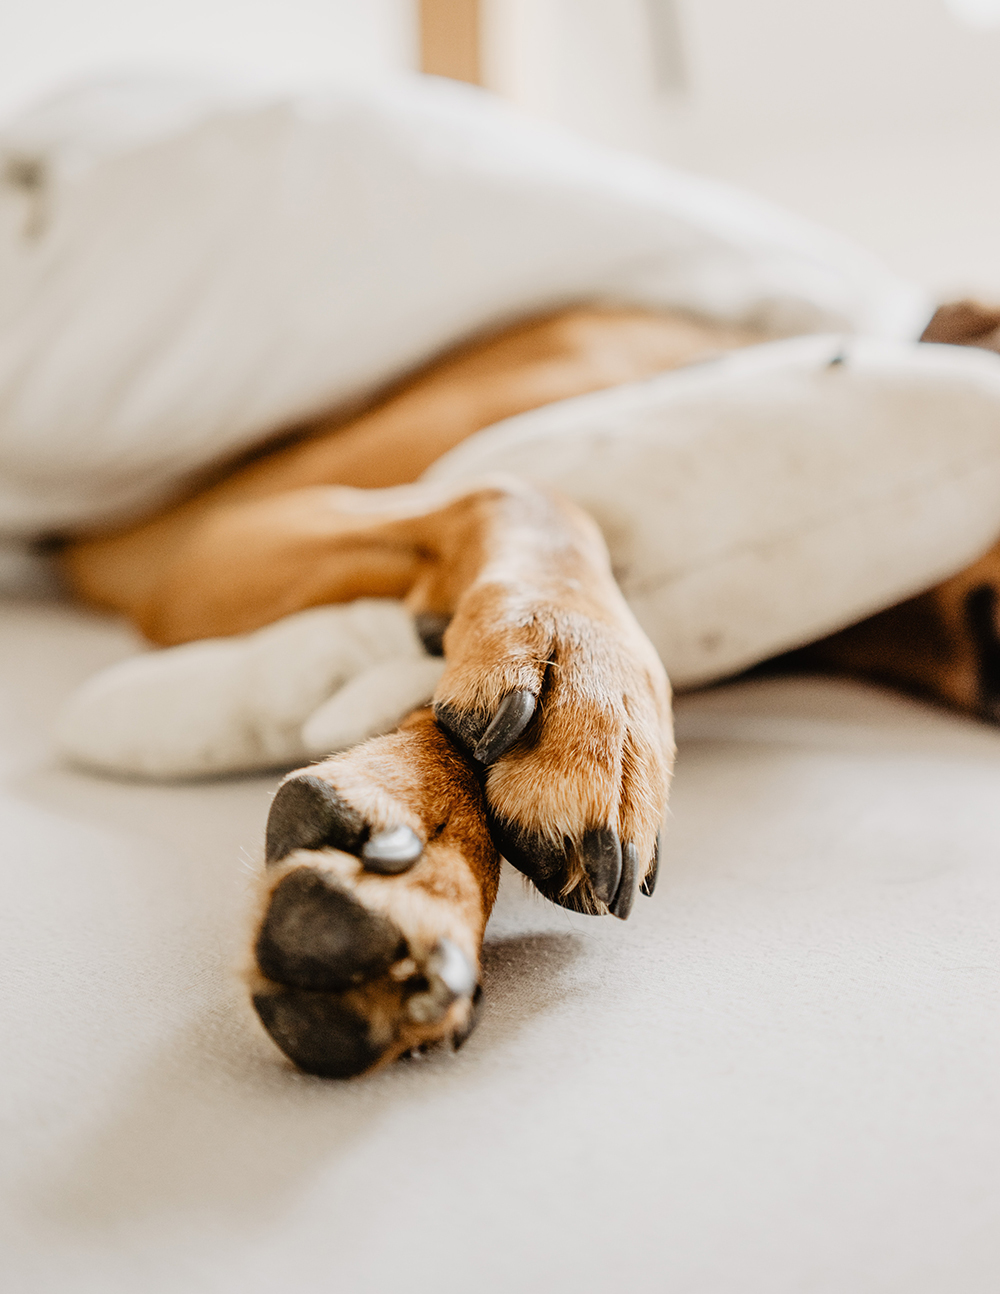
55,295,1000,1078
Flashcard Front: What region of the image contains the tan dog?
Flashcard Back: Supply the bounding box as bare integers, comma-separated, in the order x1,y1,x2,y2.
59,299,1000,1077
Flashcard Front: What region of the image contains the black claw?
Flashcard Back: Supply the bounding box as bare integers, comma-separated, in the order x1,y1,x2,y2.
433,701,482,752
435,690,538,763
582,828,622,906
256,867,405,991
406,938,478,1025
486,811,567,889
265,775,367,864
966,584,1000,721
640,832,660,897
488,812,628,915
361,825,424,874
610,841,639,920
428,937,477,998
253,987,390,1079
473,690,538,764
414,612,450,657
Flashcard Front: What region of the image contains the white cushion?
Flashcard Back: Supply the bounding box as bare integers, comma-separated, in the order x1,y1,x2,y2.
426,334,1000,688
0,73,928,538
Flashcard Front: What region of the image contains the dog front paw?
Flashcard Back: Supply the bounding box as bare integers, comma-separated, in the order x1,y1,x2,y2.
432,585,672,919
250,715,498,1077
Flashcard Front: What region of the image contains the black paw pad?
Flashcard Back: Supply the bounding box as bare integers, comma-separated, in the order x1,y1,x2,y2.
483,812,615,916
265,775,366,864
252,987,389,1079
486,811,567,893
256,867,406,991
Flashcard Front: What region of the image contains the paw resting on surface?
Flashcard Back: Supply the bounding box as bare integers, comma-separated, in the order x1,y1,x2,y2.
432,586,672,920
250,716,498,1078
56,600,444,777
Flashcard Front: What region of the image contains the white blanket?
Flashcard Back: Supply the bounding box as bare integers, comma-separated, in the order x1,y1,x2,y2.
0,72,929,541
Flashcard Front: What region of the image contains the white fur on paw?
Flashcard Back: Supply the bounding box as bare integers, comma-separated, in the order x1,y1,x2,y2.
56,600,426,778
301,656,447,756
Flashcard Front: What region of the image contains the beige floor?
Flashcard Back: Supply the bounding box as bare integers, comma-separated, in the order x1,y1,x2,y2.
5,131,1000,1292
4,595,1000,1293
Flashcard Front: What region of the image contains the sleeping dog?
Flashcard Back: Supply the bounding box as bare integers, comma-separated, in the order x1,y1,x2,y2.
56,295,1000,1079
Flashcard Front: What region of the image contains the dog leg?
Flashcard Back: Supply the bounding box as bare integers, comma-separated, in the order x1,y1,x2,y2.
798,542,1000,722
419,485,673,917
87,476,672,911
802,302,1000,717
921,300,1000,354
251,709,499,1076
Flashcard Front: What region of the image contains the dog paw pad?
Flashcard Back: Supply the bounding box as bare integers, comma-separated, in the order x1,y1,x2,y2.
255,867,405,990
251,988,390,1080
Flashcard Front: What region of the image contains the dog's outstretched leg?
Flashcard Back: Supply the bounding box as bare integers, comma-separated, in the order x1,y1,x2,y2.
69,476,673,915
250,709,499,1077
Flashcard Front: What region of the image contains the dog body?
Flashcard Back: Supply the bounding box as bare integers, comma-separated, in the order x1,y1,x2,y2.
59,298,1000,1077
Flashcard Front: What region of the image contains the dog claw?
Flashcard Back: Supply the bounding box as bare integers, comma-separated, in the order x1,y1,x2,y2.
428,936,477,997
472,690,537,764
640,833,660,897
255,867,405,990
486,812,565,883
405,937,477,1024
610,841,639,920
361,825,424,873
265,775,366,863
582,828,622,906
414,612,450,657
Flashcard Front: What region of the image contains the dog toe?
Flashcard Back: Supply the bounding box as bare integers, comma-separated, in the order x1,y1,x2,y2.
265,775,367,862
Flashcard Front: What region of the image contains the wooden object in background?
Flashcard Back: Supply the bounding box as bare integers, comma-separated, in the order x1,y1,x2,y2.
419,0,482,85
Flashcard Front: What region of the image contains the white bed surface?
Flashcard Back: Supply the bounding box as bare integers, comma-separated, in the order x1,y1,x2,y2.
4,594,1000,1293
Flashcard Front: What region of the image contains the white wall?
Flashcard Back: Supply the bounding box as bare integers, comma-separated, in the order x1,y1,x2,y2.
0,0,415,119
484,0,1000,296
3,0,999,293
485,0,1000,158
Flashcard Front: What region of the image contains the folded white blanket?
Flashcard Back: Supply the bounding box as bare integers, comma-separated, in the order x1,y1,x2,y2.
0,72,929,541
